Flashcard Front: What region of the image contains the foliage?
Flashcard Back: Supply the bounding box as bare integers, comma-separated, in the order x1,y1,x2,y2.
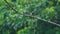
0,0,60,34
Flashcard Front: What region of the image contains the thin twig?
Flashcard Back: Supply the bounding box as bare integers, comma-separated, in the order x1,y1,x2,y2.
4,0,18,13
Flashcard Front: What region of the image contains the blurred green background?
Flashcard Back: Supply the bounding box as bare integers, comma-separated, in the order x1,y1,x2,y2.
0,0,60,34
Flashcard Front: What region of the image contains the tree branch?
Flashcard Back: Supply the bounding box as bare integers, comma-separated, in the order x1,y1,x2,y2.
4,0,60,27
